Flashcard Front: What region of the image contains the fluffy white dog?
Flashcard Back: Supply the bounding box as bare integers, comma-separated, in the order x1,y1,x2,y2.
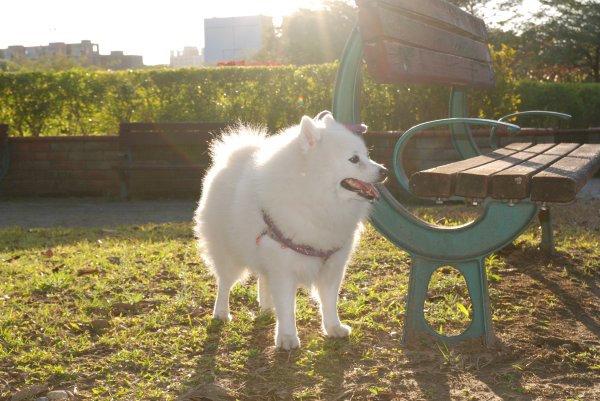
194,111,387,350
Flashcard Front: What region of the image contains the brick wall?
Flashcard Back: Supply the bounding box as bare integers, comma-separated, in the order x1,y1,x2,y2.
0,136,122,197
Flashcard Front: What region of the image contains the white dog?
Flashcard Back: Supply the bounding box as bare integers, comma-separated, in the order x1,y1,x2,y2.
194,111,387,350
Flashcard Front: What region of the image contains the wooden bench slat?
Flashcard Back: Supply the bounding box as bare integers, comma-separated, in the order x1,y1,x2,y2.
116,162,207,171
531,144,600,203
121,121,228,133
357,0,488,40
364,41,496,87
455,143,556,199
119,122,228,145
120,132,216,146
491,143,580,200
409,142,532,198
358,7,492,63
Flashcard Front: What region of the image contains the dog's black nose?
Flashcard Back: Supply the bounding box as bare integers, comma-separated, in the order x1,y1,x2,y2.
379,166,388,181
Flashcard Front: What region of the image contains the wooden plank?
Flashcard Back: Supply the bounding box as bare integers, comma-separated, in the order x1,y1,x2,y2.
121,122,228,134
359,8,492,63
356,0,488,40
531,144,600,203
116,162,206,171
120,131,217,146
364,41,496,87
358,8,492,63
491,143,580,200
409,143,532,198
119,122,228,145
455,143,555,199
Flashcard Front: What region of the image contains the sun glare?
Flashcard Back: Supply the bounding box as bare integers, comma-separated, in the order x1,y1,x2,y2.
0,0,329,65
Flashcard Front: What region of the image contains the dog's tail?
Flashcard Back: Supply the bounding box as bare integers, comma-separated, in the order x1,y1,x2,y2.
209,123,267,167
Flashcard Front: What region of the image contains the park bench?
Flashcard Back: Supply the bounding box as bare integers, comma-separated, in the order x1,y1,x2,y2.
332,0,600,346
116,122,229,198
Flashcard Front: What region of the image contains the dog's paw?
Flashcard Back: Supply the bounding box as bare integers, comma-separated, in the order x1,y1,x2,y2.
260,307,275,316
259,305,274,314
325,323,352,338
212,310,232,323
276,333,301,350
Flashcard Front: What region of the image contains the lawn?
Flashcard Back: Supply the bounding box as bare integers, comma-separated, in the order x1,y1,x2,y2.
1,201,599,400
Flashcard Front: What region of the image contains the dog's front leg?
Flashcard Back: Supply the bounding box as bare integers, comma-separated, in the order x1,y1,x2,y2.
269,273,300,350
257,274,274,313
316,263,351,338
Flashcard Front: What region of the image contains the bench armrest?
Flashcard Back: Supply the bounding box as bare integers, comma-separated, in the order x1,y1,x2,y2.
393,118,520,194
490,111,572,149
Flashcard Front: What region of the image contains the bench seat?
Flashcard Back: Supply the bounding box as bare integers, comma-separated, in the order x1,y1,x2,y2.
409,142,600,202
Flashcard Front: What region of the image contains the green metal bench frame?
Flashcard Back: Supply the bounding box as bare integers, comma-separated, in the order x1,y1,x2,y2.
331,26,563,346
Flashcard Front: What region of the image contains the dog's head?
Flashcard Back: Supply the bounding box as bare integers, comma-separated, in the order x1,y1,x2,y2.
297,111,388,202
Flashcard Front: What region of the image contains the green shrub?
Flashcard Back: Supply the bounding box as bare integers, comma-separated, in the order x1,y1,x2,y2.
0,61,596,136
518,81,600,128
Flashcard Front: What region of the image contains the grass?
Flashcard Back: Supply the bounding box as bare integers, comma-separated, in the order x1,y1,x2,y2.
1,202,599,400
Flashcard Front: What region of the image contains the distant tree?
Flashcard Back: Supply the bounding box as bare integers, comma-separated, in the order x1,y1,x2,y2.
536,0,600,82
2,53,102,72
492,0,600,82
446,0,493,17
256,0,356,65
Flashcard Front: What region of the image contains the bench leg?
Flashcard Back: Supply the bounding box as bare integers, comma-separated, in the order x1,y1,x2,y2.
402,257,495,346
538,208,554,254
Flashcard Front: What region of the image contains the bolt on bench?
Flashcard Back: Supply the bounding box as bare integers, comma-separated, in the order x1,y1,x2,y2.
332,0,600,345
116,122,229,199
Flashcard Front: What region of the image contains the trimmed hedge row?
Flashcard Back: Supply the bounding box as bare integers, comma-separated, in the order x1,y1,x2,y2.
0,64,597,136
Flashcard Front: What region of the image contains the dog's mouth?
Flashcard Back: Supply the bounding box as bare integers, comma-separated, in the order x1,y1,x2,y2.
341,178,380,200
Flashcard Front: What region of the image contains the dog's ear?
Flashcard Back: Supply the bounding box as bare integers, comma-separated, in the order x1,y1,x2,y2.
299,115,321,153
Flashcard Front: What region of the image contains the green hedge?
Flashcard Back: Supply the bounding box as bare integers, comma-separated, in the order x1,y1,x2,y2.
0,64,596,136
517,81,600,128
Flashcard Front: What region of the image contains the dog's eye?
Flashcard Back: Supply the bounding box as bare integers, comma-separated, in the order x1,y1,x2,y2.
348,155,360,164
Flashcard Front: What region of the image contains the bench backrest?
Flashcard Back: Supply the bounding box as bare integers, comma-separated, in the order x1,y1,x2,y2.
119,122,229,146
118,122,229,165
356,0,495,88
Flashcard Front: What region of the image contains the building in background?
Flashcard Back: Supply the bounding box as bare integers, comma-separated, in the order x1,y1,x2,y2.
0,40,143,69
170,46,204,68
101,51,143,70
204,15,272,66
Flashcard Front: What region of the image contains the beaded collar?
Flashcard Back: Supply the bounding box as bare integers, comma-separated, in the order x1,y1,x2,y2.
256,210,340,261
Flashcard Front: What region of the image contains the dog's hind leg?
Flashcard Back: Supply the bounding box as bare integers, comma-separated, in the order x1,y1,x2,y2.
211,257,246,323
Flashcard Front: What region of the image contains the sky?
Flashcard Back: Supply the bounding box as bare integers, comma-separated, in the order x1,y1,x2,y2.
0,0,324,65
0,0,541,66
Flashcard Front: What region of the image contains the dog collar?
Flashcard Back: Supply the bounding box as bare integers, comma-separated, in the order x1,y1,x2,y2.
257,210,340,260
